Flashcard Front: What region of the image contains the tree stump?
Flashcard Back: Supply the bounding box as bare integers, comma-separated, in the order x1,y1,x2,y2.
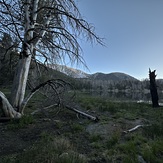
149,69,159,107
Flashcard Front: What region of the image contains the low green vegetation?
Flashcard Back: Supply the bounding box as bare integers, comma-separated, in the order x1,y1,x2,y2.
89,133,103,143
0,91,163,162
1,132,87,163
17,133,87,163
7,115,35,130
106,131,120,149
75,93,163,162
71,123,84,133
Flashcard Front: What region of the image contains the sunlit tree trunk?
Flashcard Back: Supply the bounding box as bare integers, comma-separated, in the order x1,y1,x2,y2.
10,47,32,111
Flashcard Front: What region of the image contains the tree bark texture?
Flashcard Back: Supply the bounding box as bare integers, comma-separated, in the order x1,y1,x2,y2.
149,69,159,107
10,0,35,111
10,53,32,111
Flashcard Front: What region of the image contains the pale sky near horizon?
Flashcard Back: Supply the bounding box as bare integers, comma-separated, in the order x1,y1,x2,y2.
73,0,163,80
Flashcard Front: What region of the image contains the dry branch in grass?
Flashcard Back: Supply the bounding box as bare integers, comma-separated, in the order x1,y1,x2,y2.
123,125,143,133
123,124,151,133
29,79,99,122
65,105,99,122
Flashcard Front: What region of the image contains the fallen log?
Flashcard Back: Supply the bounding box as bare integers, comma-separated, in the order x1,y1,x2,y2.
65,105,99,122
31,103,99,122
123,125,143,133
123,124,152,134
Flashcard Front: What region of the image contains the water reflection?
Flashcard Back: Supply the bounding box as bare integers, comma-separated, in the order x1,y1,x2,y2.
87,90,163,103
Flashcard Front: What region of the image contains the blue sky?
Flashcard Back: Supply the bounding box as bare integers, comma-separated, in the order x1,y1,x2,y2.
73,0,163,79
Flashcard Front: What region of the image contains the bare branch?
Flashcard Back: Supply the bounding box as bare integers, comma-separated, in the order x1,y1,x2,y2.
0,0,104,115
20,78,73,113
2,0,22,42
65,105,99,122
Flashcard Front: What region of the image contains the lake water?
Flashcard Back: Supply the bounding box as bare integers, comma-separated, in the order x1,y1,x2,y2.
84,90,163,103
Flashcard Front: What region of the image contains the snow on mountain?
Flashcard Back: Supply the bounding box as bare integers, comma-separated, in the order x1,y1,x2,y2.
47,64,90,78
47,64,139,81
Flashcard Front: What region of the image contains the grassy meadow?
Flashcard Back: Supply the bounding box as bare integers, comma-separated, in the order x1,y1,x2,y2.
0,90,163,163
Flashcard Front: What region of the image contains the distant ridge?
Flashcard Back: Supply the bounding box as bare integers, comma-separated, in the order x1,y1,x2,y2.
89,72,139,81
47,64,90,78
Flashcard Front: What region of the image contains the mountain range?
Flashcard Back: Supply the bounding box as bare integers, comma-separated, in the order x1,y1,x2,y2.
47,64,90,78
89,72,138,81
48,64,139,81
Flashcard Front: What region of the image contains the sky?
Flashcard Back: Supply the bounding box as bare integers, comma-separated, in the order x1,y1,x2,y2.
73,0,163,80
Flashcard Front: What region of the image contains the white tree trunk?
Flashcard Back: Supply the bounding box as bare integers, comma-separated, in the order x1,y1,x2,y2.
10,0,34,111
10,53,32,111
1,0,51,117
0,91,22,118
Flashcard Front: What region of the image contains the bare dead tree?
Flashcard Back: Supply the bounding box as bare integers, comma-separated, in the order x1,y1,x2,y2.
149,69,159,107
0,0,103,119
